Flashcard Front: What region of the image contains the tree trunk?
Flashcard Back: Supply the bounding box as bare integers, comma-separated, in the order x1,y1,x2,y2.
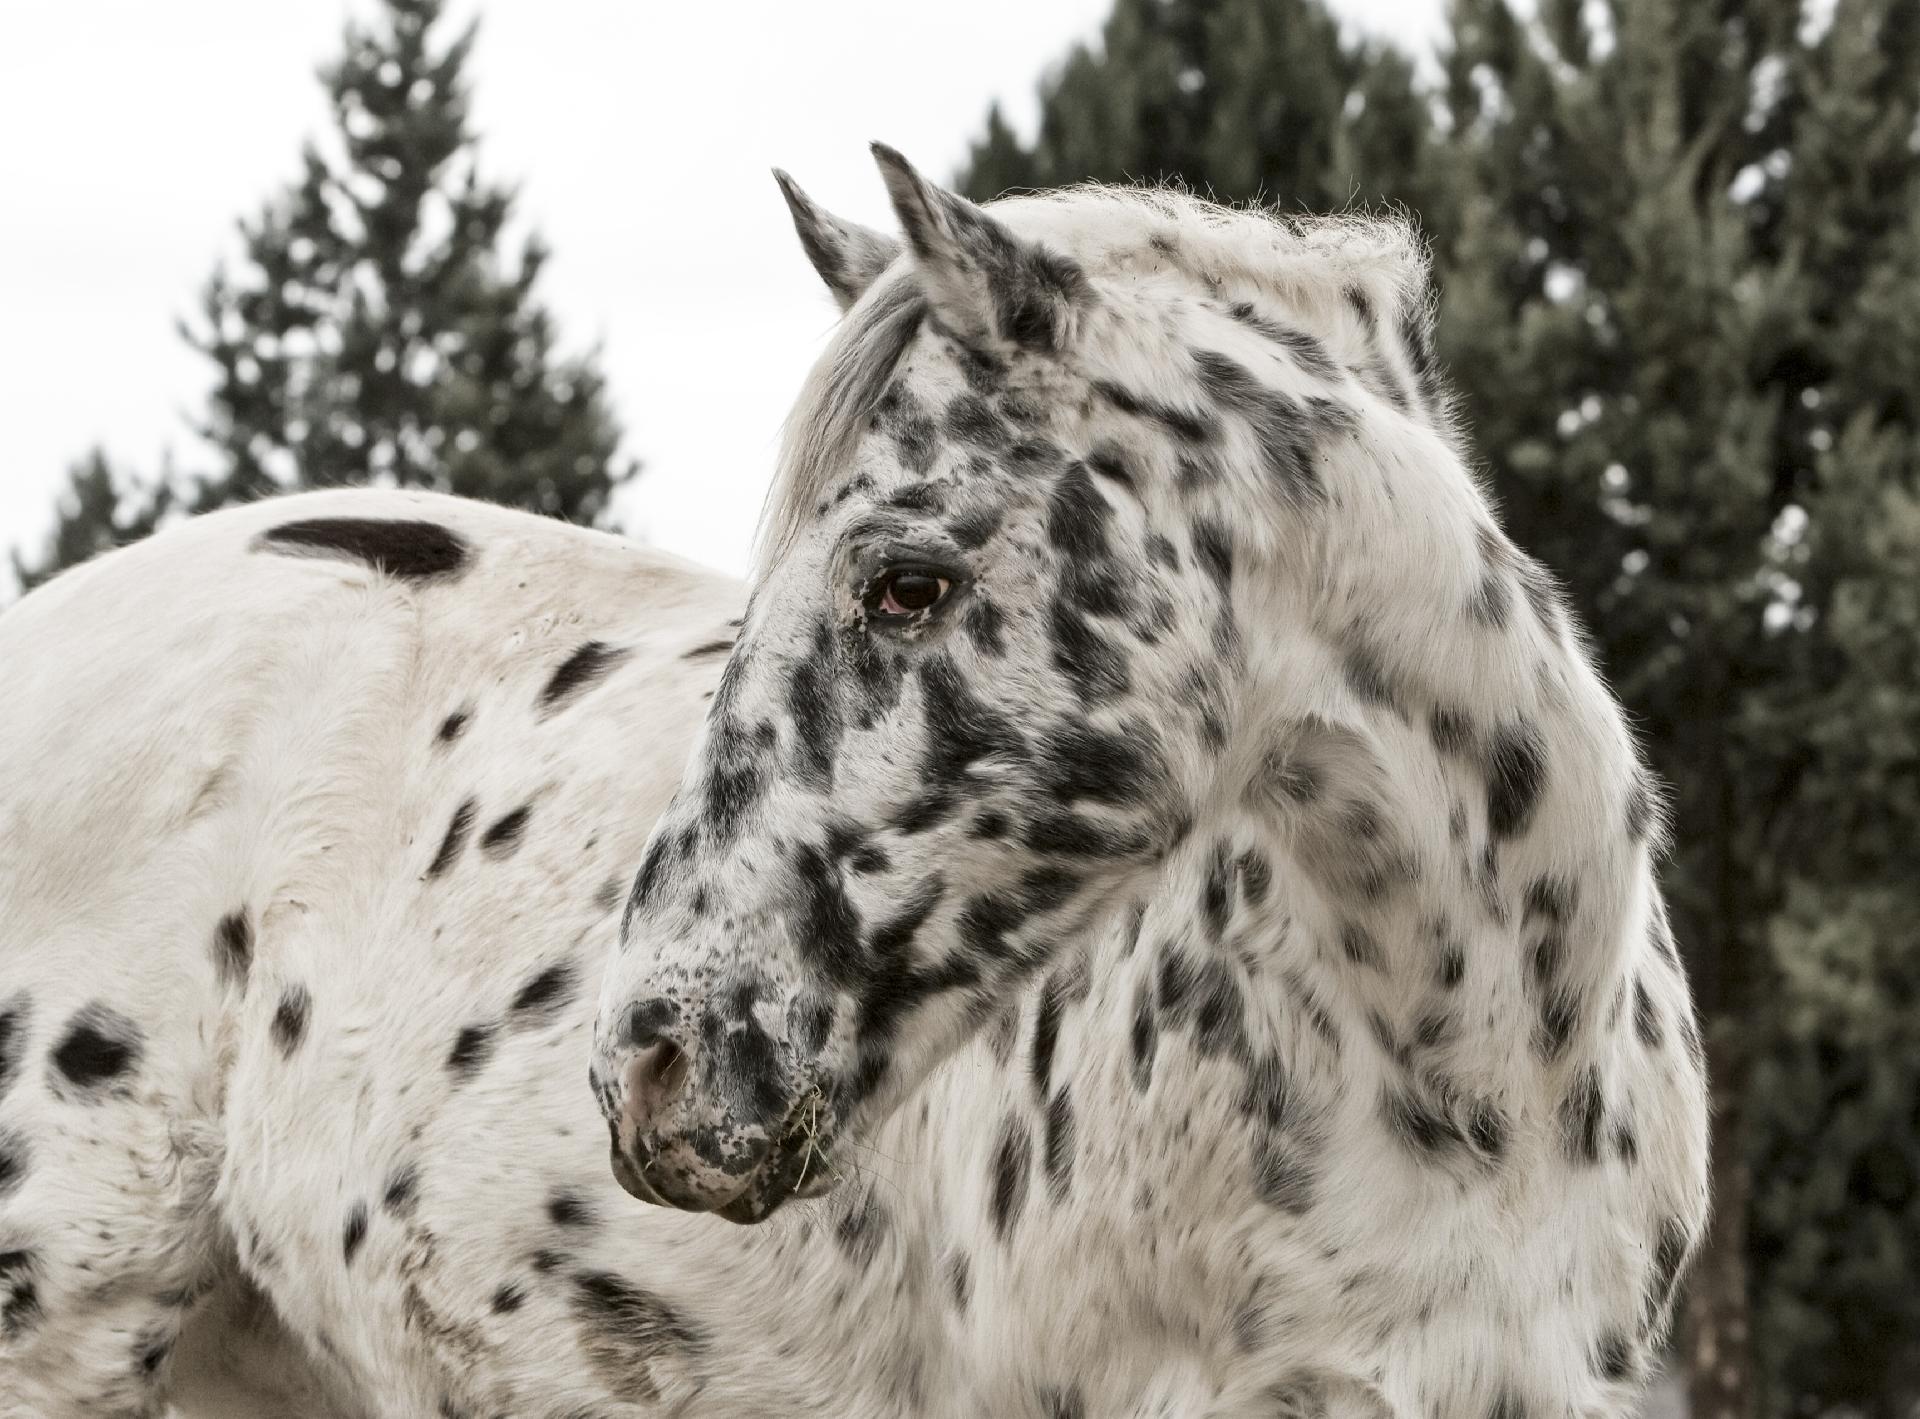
1684,1023,1755,1419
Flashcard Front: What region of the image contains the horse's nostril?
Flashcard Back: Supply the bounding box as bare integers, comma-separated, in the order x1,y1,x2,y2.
622,1040,691,1132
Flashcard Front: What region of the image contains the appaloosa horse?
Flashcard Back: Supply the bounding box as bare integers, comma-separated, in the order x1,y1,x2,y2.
0,147,1707,1419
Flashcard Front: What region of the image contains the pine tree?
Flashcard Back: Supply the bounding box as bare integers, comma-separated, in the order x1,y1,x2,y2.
10,450,174,596
185,0,635,519
13,0,635,593
958,0,1444,220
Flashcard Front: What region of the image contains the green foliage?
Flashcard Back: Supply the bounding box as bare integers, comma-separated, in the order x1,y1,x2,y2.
14,0,635,593
959,0,1444,219
1752,885,1920,1412
962,0,1920,1412
11,450,174,596
184,0,634,521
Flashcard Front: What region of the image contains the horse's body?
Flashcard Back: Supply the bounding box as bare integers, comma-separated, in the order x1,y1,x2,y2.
0,491,747,1415
3,155,1707,1419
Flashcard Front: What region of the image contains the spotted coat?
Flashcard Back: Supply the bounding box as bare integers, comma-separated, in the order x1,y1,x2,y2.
0,147,1706,1419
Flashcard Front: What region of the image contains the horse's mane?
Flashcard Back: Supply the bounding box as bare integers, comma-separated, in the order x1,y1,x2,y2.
753,185,1432,576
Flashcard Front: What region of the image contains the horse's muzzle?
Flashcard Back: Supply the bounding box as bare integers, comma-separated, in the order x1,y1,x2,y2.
592,1012,840,1223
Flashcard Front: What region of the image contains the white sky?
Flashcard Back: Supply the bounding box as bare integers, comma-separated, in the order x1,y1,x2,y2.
0,0,1444,581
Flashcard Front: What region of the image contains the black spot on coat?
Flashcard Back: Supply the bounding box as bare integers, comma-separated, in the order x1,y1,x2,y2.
1,1247,41,1337
964,598,1007,657
1189,959,1248,1059
539,641,631,714
1467,1099,1510,1158
0,996,30,1103
0,1128,28,1200
1341,642,1401,713
1201,843,1234,941
256,517,470,581
1129,980,1157,1093
448,1023,495,1077
876,381,939,473
1561,1065,1606,1164
480,805,533,858
1382,1086,1466,1159
790,841,865,988
1523,875,1577,924
1339,922,1381,969
833,1189,889,1269
785,628,845,791
427,798,477,878
342,1203,369,1265
918,653,1027,785
271,986,310,1056
213,911,253,988
1227,302,1342,380
701,717,772,844
948,502,1006,550
1593,1329,1636,1381
945,392,1012,449
1049,602,1131,701
1468,570,1513,628
49,1003,143,1092
1193,520,1234,601
548,1189,596,1229
1084,444,1137,492
1536,986,1580,1063
1429,705,1476,758
569,1270,707,1400
988,1118,1031,1239
1632,978,1663,1049
1485,720,1547,839
628,835,672,913
511,962,577,1021
1043,1089,1075,1200
1093,379,1217,442
383,1163,419,1216
1029,977,1063,1098
1251,1134,1316,1214
1191,349,1334,498
945,1250,971,1310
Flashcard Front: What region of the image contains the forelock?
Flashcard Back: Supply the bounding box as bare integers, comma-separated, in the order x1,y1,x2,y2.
754,272,928,576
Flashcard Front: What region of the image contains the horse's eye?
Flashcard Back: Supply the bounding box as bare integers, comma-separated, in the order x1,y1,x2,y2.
868,568,951,619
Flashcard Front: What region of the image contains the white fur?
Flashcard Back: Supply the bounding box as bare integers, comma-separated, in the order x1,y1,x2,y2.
2,177,1707,1419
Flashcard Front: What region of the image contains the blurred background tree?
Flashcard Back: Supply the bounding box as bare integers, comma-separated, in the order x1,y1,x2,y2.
962,0,1448,220
10,450,173,595
965,0,1920,1415
11,0,636,590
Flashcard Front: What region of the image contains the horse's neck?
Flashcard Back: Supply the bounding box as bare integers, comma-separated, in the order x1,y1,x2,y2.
713,465,1656,1408
1244,430,1648,1032
820,851,1300,1377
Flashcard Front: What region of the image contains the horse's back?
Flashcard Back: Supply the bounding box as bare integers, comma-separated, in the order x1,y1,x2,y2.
0,490,739,1417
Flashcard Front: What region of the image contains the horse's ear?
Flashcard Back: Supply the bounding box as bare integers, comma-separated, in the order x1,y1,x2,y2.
773,169,901,313
869,142,1087,353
